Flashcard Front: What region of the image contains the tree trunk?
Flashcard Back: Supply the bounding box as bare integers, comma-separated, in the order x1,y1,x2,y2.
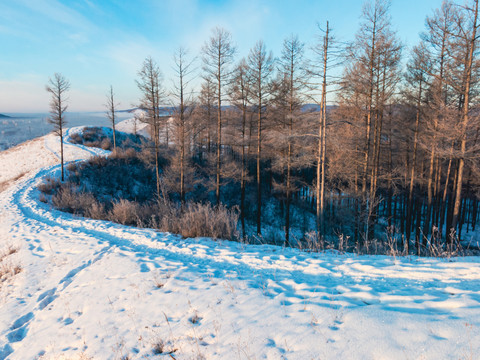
452,0,478,240
407,80,422,243
317,21,329,239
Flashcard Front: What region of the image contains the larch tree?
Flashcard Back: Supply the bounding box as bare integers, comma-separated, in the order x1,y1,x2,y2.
311,21,336,238
403,43,430,252
136,56,165,197
449,0,480,241
46,73,70,182
275,34,309,245
420,0,457,243
106,85,119,153
197,76,217,155
247,40,274,236
202,27,236,205
171,47,196,203
230,58,252,238
340,0,401,241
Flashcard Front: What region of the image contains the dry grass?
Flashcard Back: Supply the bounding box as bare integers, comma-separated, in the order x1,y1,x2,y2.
0,244,21,287
0,171,27,193
0,244,19,259
151,338,177,357
189,311,202,325
152,339,165,355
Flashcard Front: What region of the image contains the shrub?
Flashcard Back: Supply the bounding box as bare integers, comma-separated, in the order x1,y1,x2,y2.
39,193,48,203
69,133,83,144
88,155,108,168
37,176,59,195
108,199,139,226
100,137,112,150
52,185,97,215
66,162,78,172
85,201,107,220
176,202,239,240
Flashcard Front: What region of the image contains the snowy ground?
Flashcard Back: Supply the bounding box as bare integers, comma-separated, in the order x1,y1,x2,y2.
1,124,480,359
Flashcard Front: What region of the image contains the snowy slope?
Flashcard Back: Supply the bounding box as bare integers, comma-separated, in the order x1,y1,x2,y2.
115,110,150,139
0,124,480,359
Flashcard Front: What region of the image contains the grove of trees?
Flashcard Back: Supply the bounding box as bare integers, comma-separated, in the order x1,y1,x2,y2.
51,0,480,254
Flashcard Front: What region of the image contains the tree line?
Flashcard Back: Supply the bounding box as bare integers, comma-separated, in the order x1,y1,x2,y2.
47,0,480,253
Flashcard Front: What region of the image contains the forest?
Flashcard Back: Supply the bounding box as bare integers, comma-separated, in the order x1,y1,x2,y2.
45,0,480,256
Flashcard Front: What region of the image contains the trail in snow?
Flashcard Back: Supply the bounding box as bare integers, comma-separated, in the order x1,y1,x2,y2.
0,125,479,359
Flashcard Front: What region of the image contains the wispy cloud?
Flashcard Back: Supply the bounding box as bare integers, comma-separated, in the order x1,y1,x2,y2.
15,0,94,31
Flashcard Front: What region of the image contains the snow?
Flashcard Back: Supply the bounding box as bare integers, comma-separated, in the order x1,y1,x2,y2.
0,122,480,359
115,110,150,139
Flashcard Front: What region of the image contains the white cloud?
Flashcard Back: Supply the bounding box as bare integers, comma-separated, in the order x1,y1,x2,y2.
15,0,94,31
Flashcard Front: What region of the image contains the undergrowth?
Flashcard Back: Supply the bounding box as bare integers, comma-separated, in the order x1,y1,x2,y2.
38,145,239,241
38,127,478,256
69,127,144,151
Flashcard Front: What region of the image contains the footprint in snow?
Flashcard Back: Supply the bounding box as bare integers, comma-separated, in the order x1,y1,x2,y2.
37,288,57,310
10,312,34,331
7,325,28,342
140,263,150,273
6,312,35,343
0,344,14,359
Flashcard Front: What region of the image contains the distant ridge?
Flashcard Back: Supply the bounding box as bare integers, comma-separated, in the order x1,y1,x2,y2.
118,104,335,115
0,113,11,118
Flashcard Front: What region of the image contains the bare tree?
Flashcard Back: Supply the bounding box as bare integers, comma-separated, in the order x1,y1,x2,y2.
420,0,457,243
46,73,70,182
171,47,196,203
450,0,479,240
311,21,336,238
136,56,165,197
230,58,252,238
275,35,309,245
202,27,236,204
197,76,217,154
340,0,401,242
106,85,119,152
247,40,274,235
403,43,430,252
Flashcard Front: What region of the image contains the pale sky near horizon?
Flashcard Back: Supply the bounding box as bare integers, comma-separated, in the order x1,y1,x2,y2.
0,0,441,113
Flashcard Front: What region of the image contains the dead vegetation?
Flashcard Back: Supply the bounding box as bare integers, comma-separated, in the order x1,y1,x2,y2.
0,244,21,287
38,145,239,241
69,127,143,152
0,171,27,193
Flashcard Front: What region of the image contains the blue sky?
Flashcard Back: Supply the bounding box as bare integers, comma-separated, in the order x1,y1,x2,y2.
0,0,441,112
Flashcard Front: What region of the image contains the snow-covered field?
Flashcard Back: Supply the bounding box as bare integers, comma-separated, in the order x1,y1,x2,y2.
1,123,480,360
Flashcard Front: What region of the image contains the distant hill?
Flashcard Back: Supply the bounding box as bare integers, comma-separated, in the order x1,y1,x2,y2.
0,113,11,118
301,104,337,113
119,104,336,116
